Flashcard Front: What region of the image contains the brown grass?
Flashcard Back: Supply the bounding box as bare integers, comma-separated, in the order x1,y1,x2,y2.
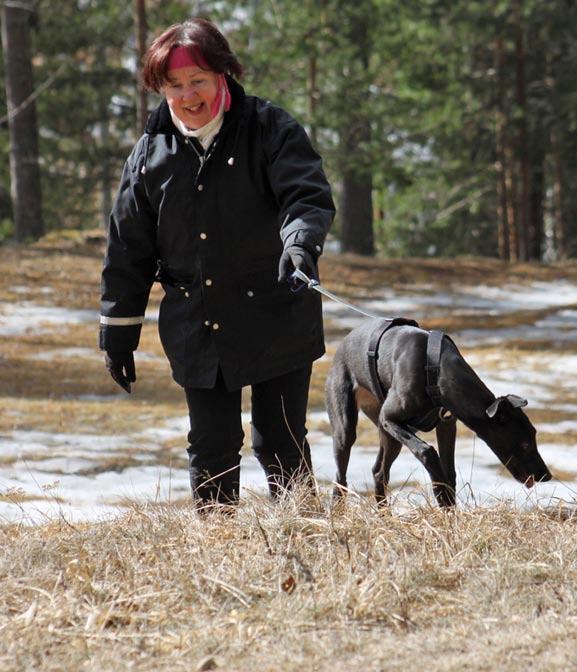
2,234,577,669
2,492,577,671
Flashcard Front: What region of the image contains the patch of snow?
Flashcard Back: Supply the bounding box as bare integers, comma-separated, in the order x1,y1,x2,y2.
28,347,101,362
456,325,577,347
0,301,159,338
0,302,97,336
63,393,124,402
535,309,577,328
465,280,577,310
29,457,99,473
304,432,577,508
537,420,577,434
322,279,577,337
0,500,123,526
2,277,577,525
2,419,577,524
9,285,53,295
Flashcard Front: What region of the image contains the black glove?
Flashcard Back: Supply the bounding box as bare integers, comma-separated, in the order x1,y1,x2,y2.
105,351,136,393
278,244,318,285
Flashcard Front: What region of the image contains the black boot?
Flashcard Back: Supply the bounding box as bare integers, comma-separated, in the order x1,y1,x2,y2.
187,448,240,506
255,440,314,499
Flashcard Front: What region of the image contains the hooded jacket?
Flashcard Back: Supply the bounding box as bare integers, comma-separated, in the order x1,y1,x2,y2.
100,77,335,391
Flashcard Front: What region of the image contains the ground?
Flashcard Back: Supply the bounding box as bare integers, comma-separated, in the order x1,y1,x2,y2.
1,230,576,520
1,232,577,670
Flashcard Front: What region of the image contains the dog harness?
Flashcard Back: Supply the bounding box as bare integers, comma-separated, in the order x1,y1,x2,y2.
367,318,419,404
367,320,449,431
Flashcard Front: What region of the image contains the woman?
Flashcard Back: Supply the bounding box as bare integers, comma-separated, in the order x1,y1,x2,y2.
100,18,335,506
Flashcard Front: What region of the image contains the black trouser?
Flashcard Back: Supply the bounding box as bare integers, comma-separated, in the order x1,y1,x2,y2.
184,364,313,504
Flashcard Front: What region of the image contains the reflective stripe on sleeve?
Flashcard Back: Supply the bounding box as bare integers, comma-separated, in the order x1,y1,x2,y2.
100,315,144,326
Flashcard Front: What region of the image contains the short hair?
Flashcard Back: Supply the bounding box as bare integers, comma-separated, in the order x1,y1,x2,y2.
142,18,243,93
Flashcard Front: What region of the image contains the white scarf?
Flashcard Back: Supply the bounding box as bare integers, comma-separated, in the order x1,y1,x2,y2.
169,95,225,151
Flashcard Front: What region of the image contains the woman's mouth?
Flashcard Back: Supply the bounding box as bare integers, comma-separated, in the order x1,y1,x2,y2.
183,103,204,115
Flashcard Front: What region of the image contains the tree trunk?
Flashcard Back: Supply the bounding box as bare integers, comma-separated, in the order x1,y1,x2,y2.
552,138,565,259
514,12,530,262
1,0,44,241
528,47,546,261
308,54,318,147
341,165,374,255
338,3,374,256
504,141,518,261
494,36,510,260
529,147,545,260
134,0,148,134
97,47,112,229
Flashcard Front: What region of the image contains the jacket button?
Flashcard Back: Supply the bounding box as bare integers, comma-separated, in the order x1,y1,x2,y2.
212,323,220,330
315,245,322,253
200,232,207,240
247,290,254,297
205,279,212,286
197,184,204,192
204,320,210,326
179,286,185,290
185,292,190,297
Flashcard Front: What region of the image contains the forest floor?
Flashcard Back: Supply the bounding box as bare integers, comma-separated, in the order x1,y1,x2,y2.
1,231,577,670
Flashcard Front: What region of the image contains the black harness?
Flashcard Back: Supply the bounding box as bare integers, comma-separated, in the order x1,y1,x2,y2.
367,318,419,404
367,319,449,432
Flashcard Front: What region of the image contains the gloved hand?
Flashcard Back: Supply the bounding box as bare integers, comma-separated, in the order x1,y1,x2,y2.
105,351,136,393
278,244,317,285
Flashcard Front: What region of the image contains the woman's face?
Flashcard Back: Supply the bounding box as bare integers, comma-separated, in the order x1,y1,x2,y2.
163,66,219,129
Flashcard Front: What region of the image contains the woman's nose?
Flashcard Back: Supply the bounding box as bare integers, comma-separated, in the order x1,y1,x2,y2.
181,85,199,100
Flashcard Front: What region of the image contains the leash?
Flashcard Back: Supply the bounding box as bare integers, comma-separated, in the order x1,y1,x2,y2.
291,269,451,422
291,269,390,320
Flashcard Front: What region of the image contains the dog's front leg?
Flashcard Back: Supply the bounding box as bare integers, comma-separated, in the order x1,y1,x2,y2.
372,429,402,506
381,419,454,507
436,416,457,505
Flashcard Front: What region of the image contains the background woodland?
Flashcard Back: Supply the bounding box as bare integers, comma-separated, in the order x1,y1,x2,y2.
2,0,577,260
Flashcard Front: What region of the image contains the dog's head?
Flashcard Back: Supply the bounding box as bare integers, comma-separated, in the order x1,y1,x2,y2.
471,394,552,487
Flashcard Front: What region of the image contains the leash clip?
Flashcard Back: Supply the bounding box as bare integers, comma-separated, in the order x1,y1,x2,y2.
290,268,319,292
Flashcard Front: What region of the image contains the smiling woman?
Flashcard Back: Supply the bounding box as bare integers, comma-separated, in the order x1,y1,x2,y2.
99,17,336,509
163,66,220,130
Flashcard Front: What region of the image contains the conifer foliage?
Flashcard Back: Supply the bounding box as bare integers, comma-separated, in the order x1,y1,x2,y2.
0,0,575,259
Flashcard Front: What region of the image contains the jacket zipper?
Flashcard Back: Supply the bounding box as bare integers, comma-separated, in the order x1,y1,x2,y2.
185,137,218,186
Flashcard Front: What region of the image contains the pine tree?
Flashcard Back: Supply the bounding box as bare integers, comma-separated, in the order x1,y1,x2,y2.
1,0,44,241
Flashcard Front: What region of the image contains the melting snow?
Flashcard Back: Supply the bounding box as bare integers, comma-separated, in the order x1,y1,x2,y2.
0,303,97,336
2,279,577,524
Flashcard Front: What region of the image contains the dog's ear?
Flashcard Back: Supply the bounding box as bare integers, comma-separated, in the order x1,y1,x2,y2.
506,394,528,408
486,398,502,418
486,394,528,418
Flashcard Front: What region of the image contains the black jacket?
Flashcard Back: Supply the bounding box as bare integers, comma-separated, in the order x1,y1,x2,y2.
100,78,335,390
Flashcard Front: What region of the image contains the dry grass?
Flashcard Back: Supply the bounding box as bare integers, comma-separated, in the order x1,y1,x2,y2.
2,234,577,669
2,491,577,671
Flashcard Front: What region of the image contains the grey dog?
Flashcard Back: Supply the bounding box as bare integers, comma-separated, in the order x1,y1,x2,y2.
325,318,552,507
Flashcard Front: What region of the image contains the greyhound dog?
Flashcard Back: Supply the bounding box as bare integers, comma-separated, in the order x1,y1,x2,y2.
325,318,552,507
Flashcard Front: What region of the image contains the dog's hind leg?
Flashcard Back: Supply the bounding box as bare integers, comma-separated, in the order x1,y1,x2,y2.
381,418,454,507
373,429,402,506
326,364,358,499
436,416,457,505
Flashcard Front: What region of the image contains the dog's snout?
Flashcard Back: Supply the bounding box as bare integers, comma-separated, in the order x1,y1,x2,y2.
523,467,552,487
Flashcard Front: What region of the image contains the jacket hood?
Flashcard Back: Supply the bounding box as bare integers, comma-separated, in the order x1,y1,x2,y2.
144,76,246,136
